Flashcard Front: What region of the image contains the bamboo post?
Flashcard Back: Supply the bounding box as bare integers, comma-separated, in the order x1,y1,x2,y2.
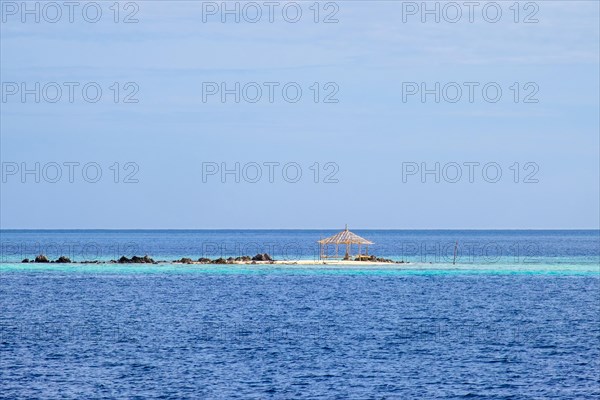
453,240,458,265
319,241,322,260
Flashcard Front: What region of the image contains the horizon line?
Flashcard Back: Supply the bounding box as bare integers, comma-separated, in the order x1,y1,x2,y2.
1,228,599,231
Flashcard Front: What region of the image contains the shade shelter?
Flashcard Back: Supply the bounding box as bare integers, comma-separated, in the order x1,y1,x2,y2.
318,226,374,260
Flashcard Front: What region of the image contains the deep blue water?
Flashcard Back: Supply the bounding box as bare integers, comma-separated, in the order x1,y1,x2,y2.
1,231,599,398
1,273,599,398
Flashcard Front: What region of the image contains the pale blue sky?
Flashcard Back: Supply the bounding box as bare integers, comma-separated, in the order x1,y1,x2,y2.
1,1,599,229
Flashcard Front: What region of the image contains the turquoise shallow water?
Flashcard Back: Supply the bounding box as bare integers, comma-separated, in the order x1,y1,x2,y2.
1,261,598,276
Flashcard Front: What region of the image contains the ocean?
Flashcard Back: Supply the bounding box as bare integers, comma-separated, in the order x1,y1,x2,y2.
1,230,599,398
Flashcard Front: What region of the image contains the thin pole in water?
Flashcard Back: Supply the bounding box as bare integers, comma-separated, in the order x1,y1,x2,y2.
453,240,458,265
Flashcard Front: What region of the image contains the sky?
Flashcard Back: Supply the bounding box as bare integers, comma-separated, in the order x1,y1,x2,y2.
1,0,599,229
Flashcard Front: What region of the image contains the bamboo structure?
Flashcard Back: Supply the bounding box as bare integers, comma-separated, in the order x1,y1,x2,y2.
318,225,374,260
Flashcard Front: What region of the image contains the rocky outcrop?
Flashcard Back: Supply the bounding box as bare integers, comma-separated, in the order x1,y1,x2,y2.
235,256,252,262
179,258,193,264
355,255,374,261
211,258,227,264
56,256,72,263
197,258,211,263
35,254,49,263
252,253,273,262
22,258,30,263
118,255,155,264
354,255,399,263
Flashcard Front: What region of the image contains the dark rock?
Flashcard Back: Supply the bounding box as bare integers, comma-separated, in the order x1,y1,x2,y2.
226,257,235,264
252,253,273,262
197,258,211,263
234,255,252,262
56,256,72,263
140,255,154,263
118,255,155,264
211,258,227,264
355,255,395,263
22,258,30,263
35,254,49,263
179,258,193,264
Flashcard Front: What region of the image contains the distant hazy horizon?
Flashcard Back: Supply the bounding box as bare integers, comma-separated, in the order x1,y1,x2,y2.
1,228,599,232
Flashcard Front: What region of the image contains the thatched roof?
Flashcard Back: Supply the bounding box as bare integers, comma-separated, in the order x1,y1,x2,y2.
318,226,374,245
